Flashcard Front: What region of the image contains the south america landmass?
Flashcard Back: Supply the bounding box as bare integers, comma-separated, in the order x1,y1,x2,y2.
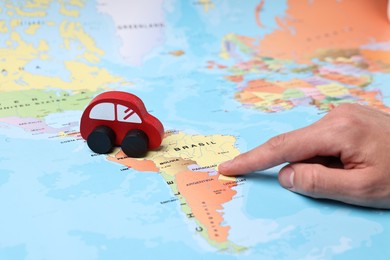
107,131,246,252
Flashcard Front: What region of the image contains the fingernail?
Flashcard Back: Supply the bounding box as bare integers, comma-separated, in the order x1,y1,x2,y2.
279,166,294,189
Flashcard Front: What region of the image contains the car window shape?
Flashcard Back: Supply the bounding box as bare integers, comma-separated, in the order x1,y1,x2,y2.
89,102,115,121
117,104,142,123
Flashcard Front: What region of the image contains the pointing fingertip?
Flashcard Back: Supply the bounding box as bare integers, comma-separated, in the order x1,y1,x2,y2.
279,166,294,189
218,159,233,174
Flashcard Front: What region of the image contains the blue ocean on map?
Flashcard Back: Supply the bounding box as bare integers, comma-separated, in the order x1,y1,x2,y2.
1,0,390,259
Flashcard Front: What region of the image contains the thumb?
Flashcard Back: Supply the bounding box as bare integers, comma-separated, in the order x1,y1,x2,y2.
278,163,363,204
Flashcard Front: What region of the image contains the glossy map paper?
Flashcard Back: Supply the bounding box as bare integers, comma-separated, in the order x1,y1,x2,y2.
1,0,390,259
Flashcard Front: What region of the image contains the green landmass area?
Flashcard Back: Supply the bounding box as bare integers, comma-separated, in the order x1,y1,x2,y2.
0,89,99,118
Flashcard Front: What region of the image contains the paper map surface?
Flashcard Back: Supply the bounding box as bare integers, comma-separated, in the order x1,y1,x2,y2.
1,0,390,259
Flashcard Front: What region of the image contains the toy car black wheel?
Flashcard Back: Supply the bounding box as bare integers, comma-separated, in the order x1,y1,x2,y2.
121,129,149,158
87,125,116,154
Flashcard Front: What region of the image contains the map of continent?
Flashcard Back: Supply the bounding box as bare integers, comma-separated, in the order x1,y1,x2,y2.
217,0,390,113
107,131,245,251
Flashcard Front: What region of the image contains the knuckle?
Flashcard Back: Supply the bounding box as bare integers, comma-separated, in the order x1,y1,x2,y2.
334,119,360,138
326,107,363,134
267,133,287,150
295,167,320,196
332,103,360,115
327,103,356,119
341,114,362,128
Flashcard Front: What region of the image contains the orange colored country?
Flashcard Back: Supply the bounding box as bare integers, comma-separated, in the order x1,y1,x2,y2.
258,0,389,62
245,79,285,93
350,88,390,112
225,75,244,82
276,78,314,89
176,171,236,243
361,49,390,64
169,50,185,56
319,72,369,86
107,150,159,172
255,0,265,27
236,90,263,103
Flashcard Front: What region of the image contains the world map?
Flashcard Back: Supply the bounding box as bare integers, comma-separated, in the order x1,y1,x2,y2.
1,0,390,259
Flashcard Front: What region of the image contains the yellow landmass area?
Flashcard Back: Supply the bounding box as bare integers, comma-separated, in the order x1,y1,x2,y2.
317,83,349,97
10,19,21,28
254,100,275,108
68,0,84,7
15,7,46,17
25,24,41,34
253,99,293,111
38,40,49,52
0,32,129,92
60,6,79,17
218,174,236,182
220,33,256,60
252,92,282,101
25,0,51,9
0,18,127,92
65,60,126,88
198,0,215,12
220,34,235,59
0,21,7,33
157,131,240,168
59,0,83,17
108,131,240,173
0,59,127,92
60,21,104,63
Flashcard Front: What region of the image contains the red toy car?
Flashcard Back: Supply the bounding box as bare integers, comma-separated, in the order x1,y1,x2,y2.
80,91,164,158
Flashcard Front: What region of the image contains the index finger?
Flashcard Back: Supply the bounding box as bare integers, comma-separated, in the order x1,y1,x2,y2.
218,120,341,176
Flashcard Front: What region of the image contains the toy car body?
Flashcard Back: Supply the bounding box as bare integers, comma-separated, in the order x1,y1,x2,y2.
80,91,164,157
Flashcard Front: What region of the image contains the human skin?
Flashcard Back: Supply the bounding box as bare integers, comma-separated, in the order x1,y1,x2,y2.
218,104,390,209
